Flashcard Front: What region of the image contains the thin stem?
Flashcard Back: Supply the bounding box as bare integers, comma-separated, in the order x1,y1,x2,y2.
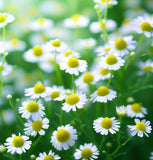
99,136,105,150
104,103,108,117
72,74,75,93
117,116,122,144
19,155,22,160
95,102,101,118
3,153,15,160
60,109,63,125
106,71,112,87
31,135,42,147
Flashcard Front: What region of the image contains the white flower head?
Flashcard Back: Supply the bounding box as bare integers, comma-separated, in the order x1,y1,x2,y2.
93,0,118,8
90,86,117,103
93,117,120,135
95,43,112,56
0,61,13,76
74,143,99,160
51,124,78,150
19,99,45,120
138,60,153,75
4,133,31,154
128,119,152,137
62,92,87,112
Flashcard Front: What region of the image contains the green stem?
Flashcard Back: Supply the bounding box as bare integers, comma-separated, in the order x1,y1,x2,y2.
19,155,22,160
37,61,43,82
72,74,75,93
99,136,105,150
117,116,122,144
95,102,101,118
31,135,42,147
104,103,108,117
3,153,15,160
60,109,63,125
106,71,112,87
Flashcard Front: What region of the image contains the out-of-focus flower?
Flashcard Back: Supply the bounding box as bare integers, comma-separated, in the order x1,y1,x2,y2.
0,61,13,76
93,0,118,8
138,60,153,75
116,106,127,117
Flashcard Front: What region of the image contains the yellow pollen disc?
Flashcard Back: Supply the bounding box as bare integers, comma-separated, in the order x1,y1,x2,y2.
131,103,141,113
97,86,109,96
51,91,60,99
51,39,61,47
100,69,109,75
123,19,131,25
0,14,7,23
66,94,80,105
101,117,112,129
81,148,92,159
115,37,127,50
13,136,24,147
56,129,70,142
101,0,111,2
43,155,54,160
32,120,43,131
140,22,152,31
0,65,4,72
65,51,73,57
11,38,19,46
67,57,79,68
26,101,39,113
33,46,43,57
142,66,153,72
37,18,45,25
71,14,80,22
83,72,94,83
104,47,111,52
135,122,146,132
34,84,46,94
48,58,54,63
106,54,118,65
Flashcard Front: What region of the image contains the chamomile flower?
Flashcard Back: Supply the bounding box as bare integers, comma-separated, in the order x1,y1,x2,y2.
127,103,147,118
128,119,152,137
63,14,89,28
74,143,99,160
59,57,87,76
93,117,120,135
100,54,125,70
51,124,78,150
110,36,137,56
116,105,127,117
138,60,153,75
24,81,50,99
62,92,87,112
0,61,13,76
30,18,53,31
24,118,49,137
0,12,15,28
132,14,153,38
36,150,61,160
45,85,66,101
93,0,118,7
19,99,45,120
90,86,117,103
95,43,112,56
4,133,31,154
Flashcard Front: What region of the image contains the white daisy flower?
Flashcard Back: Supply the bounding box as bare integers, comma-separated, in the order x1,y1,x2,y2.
127,103,147,118
63,14,89,28
74,143,99,160
62,92,87,112
51,124,78,150
4,133,31,154
109,36,137,56
0,61,13,76
24,118,49,137
138,60,153,75
0,12,15,28
132,14,153,38
19,99,45,120
100,54,125,71
36,150,61,160
93,0,118,7
30,18,53,31
128,119,152,137
24,81,50,99
150,152,153,160
90,86,117,103
116,105,127,117
59,57,87,76
95,43,112,56
93,117,120,135
45,85,66,101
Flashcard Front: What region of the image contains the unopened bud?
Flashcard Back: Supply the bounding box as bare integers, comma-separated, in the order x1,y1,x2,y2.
94,5,99,10
0,145,6,152
106,142,112,148
30,154,36,159
7,94,12,100
116,106,127,117
127,97,135,104
130,52,135,57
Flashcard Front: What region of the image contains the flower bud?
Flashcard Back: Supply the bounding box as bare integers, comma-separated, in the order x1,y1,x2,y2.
116,106,127,117
7,94,12,100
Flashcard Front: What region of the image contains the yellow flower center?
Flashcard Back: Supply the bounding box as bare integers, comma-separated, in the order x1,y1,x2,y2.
100,69,109,75
101,0,111,2
26,101,39,113
104,47,111,52
0,14,7,23
106,54,118,65
51,39,61,47
34,84,46,94
51,91,60,99
43,155,54,160
140,22,152,31
66,94,80,105
101,117,112,129
32,120,43,132
83,72,94,83
135,122,146,132
33,46,43,57
97,86,109,96
11,38,19,46
131,103,141,113
0,65,4,72
65,51,73,57
115,37,127,50
56,129,70,142
37,18,45,25
142,66,153,72
12,136,24,148
81,148,92,159
67,57,79,68
71,14,80,22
